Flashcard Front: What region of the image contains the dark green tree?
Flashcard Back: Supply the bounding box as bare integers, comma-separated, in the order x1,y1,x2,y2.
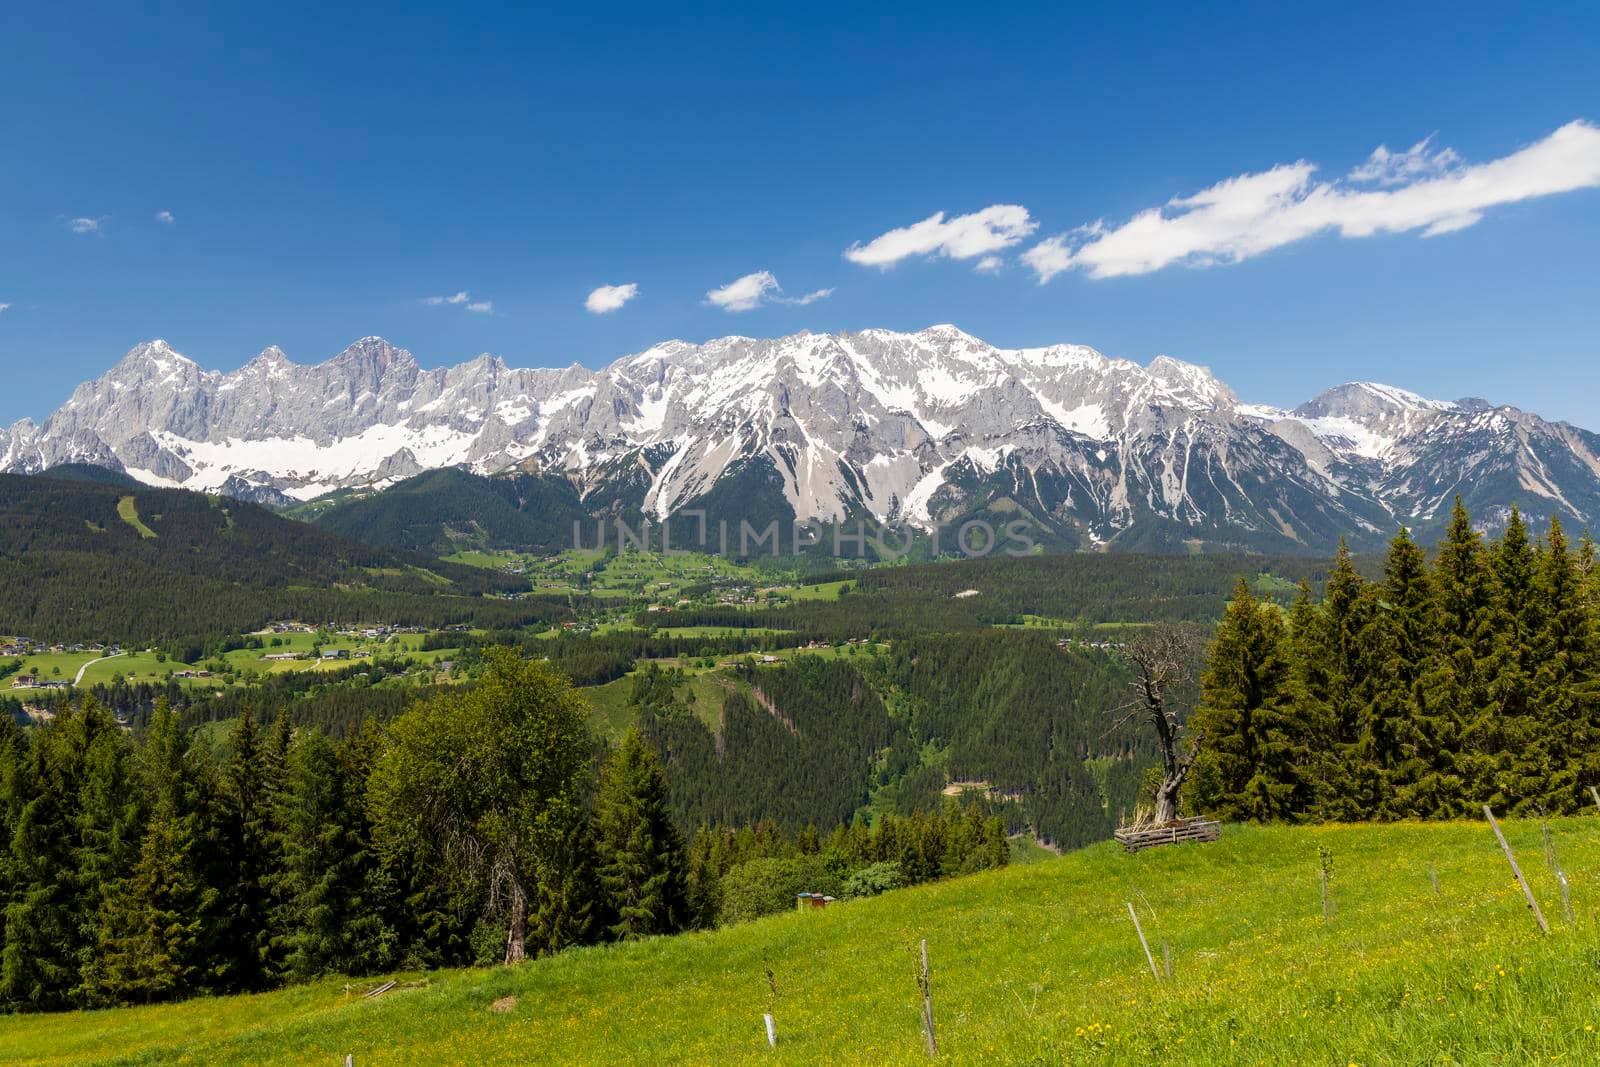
1191,580,1296,821
595,729,688,940
84,700,214,1005
1,699,135,1010
1524,517,1600,811
367,648,592,964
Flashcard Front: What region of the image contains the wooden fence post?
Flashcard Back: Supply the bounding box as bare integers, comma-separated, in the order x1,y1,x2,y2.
1483,804,1550,935
1590,785,1600,815
764,1013,778,1048
918,938,938,1058
1429,861,1439,896
1126,902,1159,980
1319,866,1331,920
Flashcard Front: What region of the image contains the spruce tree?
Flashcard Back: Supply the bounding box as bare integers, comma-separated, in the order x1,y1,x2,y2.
85,700,213,1005
1282,583,1336,812
275,731,372,983
1401,500,1484,816
1,699,134,1010
1349,528,1435,819
216,709,281,991
530,816,599,955
1525,517,1599,811
594,729,688,940
1484,508,1546,810
1190,580,1296,821
1314,540,1374,820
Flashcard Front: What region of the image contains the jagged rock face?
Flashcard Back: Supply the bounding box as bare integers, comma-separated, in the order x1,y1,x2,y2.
6,328,1599,552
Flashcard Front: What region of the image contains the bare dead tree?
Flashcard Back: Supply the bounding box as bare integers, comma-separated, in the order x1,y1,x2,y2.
1112,624,1206,825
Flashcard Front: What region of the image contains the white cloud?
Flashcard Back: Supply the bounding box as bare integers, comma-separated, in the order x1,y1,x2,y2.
1348,135,1461,186
0,303,10,314
421,290,494,314
703,271,832,312
783,287,834,306
707,271,779,311
155,210,175,224
844,205,1037,268
585,282,640,314
1024,120,1600,281
974,255,1004,274
68,216,105,235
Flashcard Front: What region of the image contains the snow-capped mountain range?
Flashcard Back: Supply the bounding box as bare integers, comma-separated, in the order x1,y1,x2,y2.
6,327,1599,552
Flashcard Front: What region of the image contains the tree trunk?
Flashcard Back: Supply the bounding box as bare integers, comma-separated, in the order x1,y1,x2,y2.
1154,777,1181,824
504,878,528,965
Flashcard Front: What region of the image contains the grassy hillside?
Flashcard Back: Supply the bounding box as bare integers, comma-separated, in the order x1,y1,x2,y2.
6,818,1598,1064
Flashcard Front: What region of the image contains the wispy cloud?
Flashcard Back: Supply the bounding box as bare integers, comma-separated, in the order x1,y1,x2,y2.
0,303,10,315
1024,120,1600,282
845,205,1037,268
974,255,1004,274
585,282,639,314
155,210,175,224
421,290,493,313
783,286,833,305
705,271,832,312
1347,135,1461,186
68,216,106,236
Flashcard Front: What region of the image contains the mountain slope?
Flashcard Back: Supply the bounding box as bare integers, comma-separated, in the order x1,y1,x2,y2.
7,328,1599,553
1,819,1589,1064
307,467,590,555
0,473,559,645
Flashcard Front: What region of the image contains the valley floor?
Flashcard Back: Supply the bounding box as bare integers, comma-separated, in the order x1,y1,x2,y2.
4,819,1599,1064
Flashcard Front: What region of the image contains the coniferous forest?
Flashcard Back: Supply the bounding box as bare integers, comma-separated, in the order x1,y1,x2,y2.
1190,499,1600,821
0,651,1007,1013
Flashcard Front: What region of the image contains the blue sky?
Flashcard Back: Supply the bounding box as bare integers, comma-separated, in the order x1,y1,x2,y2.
2,2,1598,427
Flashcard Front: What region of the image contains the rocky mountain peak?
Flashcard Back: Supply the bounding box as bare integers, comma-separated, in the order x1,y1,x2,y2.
6,327,1598,553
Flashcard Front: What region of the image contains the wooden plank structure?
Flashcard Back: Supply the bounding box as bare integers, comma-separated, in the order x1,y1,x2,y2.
1114,818,1221,853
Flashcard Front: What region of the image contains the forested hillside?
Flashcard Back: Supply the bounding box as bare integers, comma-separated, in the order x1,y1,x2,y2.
307,467,589,554
0,473,565,645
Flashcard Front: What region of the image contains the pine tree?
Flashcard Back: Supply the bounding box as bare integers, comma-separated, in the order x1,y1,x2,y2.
1483,508,1546,810
275,730,378,983
1,699,134,1010
84,700,213,1005
594,729,688,940
1524,517,1599,811
1401,500,1483,817
1313,541,1374,820
1282,583,1336,811
1347,528,1436,819
529,816,599,955
216,709,281,991
1190,580,1296,821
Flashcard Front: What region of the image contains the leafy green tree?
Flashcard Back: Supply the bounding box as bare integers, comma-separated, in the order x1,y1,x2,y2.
368,648,591,963
595,729,688,940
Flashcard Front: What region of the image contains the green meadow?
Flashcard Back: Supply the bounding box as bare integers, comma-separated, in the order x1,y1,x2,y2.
6,818,1599,1064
